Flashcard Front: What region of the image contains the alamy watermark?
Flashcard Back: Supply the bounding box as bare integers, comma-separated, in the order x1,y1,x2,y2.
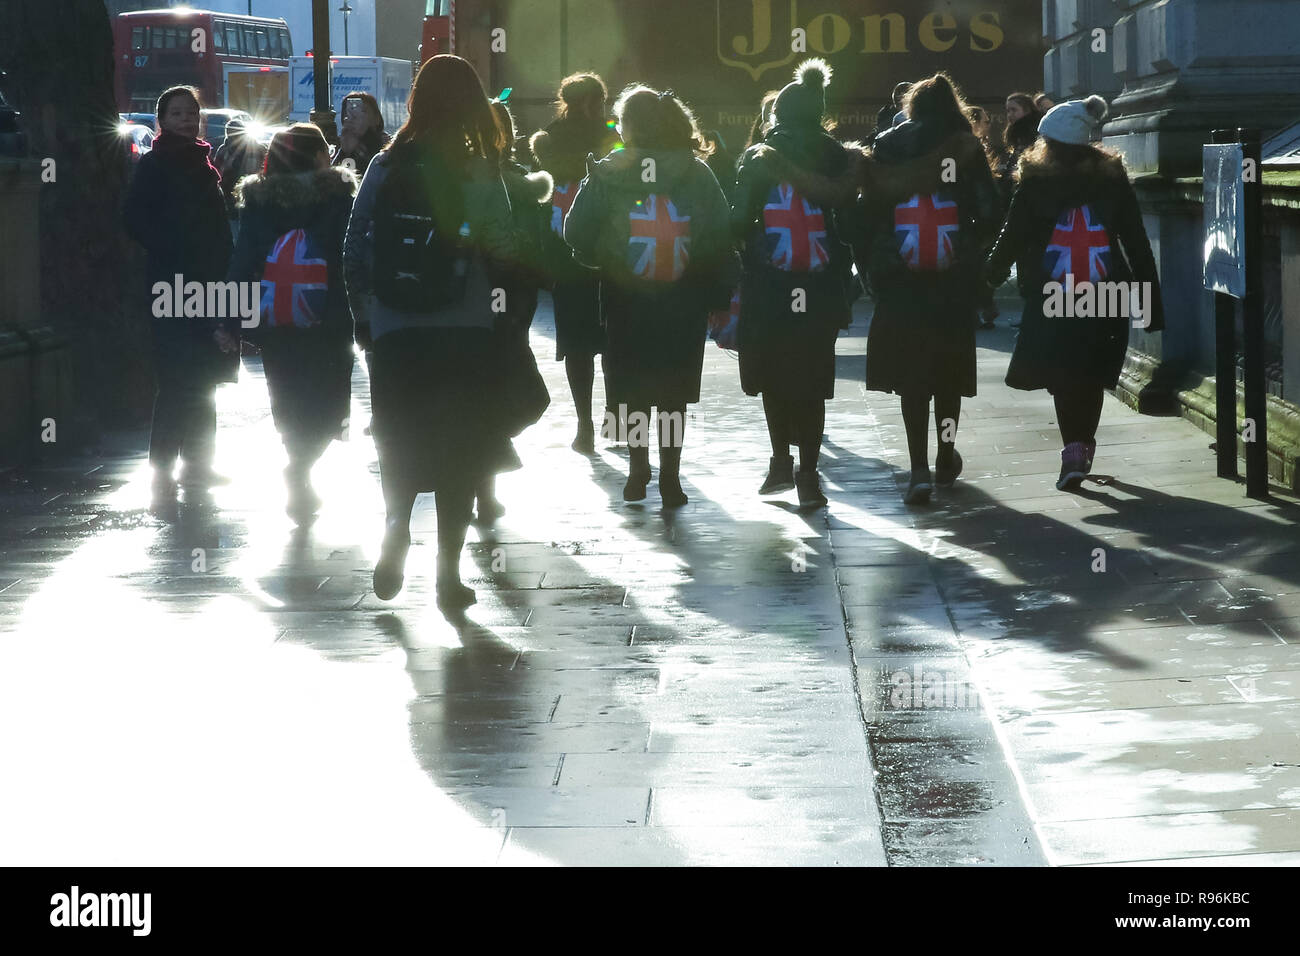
151,274,260,327
1042,275,1153,328
50,886,151,937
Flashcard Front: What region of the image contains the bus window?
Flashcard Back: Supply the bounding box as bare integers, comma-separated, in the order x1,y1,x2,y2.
226,24,241,55
151,27,164,49
131,26,147,51
213,22,224,51
242,26,256,57
266,28,279,58
256,27,270,57
166,27,179,49
279,28,291,56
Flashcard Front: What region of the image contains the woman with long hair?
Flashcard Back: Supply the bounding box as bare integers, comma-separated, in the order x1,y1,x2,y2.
529,72,621,453
227,123,357,524
334,90,389,174
743,89,781,152
996,91,1043,203
564,85,735,508
124,85,235,520
343,55,517,611
732,59,860,508
856,72,1001,504
986,96,1163,490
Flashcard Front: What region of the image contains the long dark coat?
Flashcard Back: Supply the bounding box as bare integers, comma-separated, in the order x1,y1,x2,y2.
530,114,621,359
227,165,358,450
731,125,860,400
985,146,1164,393
564,146,735,409
856,121,1001,398
124,133,236,386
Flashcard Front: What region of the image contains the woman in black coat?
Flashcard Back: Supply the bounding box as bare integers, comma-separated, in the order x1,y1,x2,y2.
124,85,235,519
343,55,518,611
529,72,622,453
564,86,735,508
856,73,1001,505
986,96,1164,490
732,58,860,508
227,124,358,525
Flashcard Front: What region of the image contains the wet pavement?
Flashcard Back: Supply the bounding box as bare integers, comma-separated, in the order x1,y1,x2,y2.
2,295,1298,866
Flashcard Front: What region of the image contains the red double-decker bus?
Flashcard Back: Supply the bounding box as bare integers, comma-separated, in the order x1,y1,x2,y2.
113,8,293,115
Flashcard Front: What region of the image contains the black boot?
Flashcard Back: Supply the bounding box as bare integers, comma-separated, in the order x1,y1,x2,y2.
435,552,476,612
625,447,652,502
150,469,178,521
758,454,796,495
659,446,688,509
285,464,321,526
373,520,411,601
795,466,827,509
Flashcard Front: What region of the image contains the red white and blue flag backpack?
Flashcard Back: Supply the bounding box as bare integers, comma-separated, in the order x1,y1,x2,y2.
1044,204,1113,283
260,228,329,328
626,193,692,282
763,182,829,272
894,191,960,272
550,181,579,236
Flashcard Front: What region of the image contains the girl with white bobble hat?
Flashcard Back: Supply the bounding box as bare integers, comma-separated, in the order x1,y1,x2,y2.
986,95,1165,491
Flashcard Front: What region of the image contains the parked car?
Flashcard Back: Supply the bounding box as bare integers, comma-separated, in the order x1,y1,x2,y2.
119,122,154,165
119,111,156,131
200,108,253,150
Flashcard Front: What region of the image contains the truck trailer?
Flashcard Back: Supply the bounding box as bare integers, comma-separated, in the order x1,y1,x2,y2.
288,55,413,133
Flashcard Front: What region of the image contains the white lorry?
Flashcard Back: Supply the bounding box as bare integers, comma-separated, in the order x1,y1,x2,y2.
222,63,290,123
288,56,412,134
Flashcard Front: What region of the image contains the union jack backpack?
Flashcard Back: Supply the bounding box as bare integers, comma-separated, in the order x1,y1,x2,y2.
549,180,579,236
762,182,829,273
622,193,692,283
260,228,329,328
893,191,960,273
1043,204,1113,283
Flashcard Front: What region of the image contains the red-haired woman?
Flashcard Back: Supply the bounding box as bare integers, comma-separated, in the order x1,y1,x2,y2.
343,55,517,611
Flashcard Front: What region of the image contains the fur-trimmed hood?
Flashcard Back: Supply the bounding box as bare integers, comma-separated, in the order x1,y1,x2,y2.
739,140,861,208
530,116,620,186
503,163,554,205
1017,144,1128,187
859,127,987,206
234,164,358,211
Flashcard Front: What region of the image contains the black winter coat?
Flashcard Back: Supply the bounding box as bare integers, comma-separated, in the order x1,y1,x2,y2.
856,121,1001,397
124,133,236,386
497,159,555,330
565,146,735,407
986,146,1164,393
530,114,622,282
731,125,860,399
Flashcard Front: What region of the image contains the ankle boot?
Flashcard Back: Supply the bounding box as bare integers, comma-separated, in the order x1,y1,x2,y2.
659,446,688,508
373,520,411,601
625,447,652,501
759,454,796,495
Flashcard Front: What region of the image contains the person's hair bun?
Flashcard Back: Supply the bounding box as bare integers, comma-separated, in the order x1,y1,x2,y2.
796,58,832,88
1083,94,1109,123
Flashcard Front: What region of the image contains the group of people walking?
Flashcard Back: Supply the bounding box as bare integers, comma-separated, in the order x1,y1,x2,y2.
124,52,1163,611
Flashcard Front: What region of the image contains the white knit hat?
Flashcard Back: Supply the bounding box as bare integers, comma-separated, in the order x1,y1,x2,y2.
1038,95,1109,145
